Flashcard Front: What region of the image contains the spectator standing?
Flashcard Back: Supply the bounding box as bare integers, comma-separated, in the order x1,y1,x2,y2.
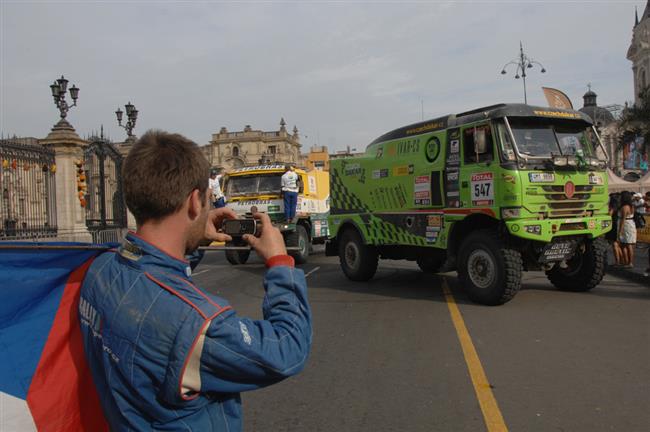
281,164,299,223
79,131,311,430
643,191,650,277
633,192,645,215
606,193,622,266
209,168,226,208
617,191,637,268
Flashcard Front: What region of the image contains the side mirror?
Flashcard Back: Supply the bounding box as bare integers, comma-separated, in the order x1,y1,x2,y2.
475,129,487,154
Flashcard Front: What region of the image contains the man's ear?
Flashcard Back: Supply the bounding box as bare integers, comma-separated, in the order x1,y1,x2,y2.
187,189,203,221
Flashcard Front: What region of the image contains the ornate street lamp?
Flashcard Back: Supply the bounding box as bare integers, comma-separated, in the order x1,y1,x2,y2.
49,75,79,127
500,42,547,105
115,102,138,141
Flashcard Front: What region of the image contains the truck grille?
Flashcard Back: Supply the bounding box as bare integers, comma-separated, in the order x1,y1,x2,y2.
541,185,593,218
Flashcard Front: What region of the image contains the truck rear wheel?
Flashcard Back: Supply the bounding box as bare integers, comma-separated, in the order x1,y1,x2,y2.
339,229,378,281
285,225,309,265
458,229,522,305
545,237,606,291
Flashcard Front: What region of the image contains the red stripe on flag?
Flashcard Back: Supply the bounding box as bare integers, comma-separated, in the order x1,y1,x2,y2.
26,258,108,432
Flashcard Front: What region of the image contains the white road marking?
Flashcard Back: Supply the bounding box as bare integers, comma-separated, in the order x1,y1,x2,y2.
192,268,213,276
305,267,320,278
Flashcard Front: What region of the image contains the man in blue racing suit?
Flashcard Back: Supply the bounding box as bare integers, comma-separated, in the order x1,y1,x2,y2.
79,130,312,431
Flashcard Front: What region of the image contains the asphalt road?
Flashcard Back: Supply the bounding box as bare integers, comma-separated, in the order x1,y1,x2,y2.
192,247,650,432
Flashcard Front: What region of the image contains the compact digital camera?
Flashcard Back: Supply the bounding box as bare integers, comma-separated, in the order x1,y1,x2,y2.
222,218,261,238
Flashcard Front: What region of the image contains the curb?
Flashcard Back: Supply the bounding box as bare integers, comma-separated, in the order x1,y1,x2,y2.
606,265,649,285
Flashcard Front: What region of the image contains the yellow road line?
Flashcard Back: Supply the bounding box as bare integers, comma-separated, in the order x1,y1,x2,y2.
443,279,508,432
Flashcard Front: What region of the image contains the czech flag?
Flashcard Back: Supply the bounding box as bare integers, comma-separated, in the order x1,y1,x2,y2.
0,243,114,431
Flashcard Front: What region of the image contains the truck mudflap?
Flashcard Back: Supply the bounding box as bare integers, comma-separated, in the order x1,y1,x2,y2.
325,238,339,256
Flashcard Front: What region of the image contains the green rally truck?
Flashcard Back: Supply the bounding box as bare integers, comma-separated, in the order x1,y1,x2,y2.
326,103,612,305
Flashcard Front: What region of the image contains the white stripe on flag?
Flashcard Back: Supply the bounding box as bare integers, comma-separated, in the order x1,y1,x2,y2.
0,391,37,432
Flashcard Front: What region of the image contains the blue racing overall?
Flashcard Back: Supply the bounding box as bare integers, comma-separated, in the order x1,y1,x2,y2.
79,233,311,431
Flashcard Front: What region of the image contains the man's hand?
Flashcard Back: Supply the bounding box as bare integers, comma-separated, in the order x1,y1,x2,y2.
243,211,287,260
204,207,237,243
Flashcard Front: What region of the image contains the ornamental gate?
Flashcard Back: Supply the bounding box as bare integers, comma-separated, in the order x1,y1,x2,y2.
84,137,127,243
0,138,57,239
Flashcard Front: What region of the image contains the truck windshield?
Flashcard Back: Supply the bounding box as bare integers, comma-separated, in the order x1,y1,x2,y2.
226,174,283,196
508,118,599,158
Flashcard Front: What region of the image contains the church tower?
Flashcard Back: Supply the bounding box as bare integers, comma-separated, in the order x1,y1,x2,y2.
627,1,650,106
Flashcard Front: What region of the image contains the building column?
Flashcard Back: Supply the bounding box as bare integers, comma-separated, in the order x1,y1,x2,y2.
40,122,92,242
117,139,137,231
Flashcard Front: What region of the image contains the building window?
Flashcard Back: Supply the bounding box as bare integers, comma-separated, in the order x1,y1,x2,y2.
268,145,276,154
314,161,325,171
232,146,239,157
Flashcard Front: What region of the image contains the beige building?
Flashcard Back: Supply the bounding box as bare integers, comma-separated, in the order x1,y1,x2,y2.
628,1,650,106
204,119,305,171
305,146,330,171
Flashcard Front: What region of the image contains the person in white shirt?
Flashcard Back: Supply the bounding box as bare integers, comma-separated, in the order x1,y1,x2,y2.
281,165,299,223
209,168,226,208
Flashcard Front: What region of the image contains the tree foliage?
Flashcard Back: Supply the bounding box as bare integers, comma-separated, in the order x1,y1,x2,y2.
618,86,650,156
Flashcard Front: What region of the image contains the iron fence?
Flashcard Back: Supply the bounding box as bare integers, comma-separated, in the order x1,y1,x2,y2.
90,227,128,244
0,139,57,239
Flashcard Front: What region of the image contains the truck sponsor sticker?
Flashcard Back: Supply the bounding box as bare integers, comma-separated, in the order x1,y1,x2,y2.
588,174,603,185
393,165,412,176
397,138,420,155
427,214,442,229
529,172,555,183
232,164,285,173
425,226,439,242
344,163,362,176
308,176,317,193
414,175,431,206
233,199,272,205
372,169,390,179
425,136,441,162
471,172,494,206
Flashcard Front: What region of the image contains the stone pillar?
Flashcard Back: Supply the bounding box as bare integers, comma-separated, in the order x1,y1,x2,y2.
116,137,137,231
40,121,92,242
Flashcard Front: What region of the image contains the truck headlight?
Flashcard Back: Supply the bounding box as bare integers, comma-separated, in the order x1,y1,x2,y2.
601,220,611,228
525,225,541,234
501,207,521,219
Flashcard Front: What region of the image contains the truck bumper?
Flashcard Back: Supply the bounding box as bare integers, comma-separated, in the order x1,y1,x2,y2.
504,216,612,242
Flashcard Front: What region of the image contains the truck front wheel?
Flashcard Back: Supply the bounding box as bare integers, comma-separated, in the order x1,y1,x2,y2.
285,224,310,265
225,248,250,265
339,229,378,281
545,238,607,291
458,229,522,305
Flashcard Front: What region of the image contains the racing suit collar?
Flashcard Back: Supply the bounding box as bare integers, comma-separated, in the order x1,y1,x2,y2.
121,232,193,277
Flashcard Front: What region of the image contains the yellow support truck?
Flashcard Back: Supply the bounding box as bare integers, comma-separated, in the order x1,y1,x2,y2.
223,164,330,265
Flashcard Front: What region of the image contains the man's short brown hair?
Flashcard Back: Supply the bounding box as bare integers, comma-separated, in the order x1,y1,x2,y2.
123,130,210,225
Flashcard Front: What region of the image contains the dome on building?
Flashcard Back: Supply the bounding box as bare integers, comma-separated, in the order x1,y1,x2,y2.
578,87,614,127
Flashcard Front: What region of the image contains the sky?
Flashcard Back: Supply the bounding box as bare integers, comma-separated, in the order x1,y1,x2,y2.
0,0,647,153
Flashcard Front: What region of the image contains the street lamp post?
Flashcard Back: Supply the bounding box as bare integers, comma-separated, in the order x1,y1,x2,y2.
115,102,138,142
49,75,80,128
500,42,547,105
